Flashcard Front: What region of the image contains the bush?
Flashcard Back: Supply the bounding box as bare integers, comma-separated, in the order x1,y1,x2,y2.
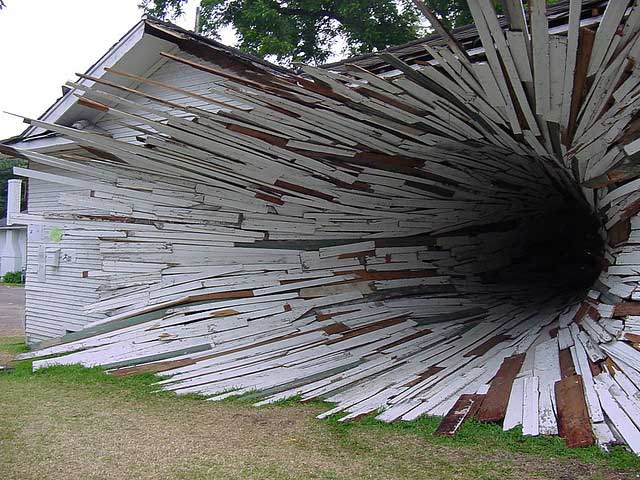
2,271,23,284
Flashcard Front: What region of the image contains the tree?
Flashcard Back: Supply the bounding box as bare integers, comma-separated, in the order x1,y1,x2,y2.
141,0,426,65
142,1,557,65
423,0,474,29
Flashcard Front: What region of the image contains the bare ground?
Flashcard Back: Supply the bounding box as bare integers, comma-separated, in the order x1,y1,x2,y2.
1,368,638,480
0,285,23,366
0,285,24,336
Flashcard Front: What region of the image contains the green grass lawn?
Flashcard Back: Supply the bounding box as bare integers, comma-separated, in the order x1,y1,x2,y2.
1,336,639,480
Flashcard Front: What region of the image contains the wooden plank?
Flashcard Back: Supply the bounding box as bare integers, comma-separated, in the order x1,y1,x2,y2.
535,339,561,435
613,301,640,317
503,376,525,431
594,377,640,454
476,353,525,422
464,334,511,357
411,0,472,65
566,27,596,146
522,376,540,436
560,0,583,130
434,394,485,435
555,375,594,448
559,348,577,379
530,0,551,117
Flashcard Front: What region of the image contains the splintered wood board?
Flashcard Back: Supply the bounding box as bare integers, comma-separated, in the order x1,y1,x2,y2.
434,394,485,436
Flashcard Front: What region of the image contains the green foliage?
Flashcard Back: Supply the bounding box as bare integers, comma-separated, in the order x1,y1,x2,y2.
2,271,23,284
0,158,27,218
141,0,424,64
141,0,426,65
424,0,475,29
140,1,570,65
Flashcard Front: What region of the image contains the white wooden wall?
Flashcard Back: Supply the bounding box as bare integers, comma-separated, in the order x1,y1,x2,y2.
25,163,105,342
23,48,246,343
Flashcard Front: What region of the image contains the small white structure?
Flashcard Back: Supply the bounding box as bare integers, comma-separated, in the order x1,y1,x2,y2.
0,223,27,276
0,179,26,277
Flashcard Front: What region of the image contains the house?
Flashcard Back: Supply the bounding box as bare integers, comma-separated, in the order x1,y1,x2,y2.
4,0,640,453
1,3,610,343
2,16,289,340
0,208,26,277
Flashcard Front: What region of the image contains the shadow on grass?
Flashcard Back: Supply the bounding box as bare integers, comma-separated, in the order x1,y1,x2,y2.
1,337,639,473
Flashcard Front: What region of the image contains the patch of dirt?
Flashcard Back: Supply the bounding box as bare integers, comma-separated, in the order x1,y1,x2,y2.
0,285,25,337
1,377,637,480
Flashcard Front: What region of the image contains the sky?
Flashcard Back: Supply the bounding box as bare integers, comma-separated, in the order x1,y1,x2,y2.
0,0,221,140
0,1,417,141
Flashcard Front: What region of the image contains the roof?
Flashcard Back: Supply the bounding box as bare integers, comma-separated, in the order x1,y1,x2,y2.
0,216,26,230
3,16,290,148
2,0,608,148
322,0,608,74
143,16,291,75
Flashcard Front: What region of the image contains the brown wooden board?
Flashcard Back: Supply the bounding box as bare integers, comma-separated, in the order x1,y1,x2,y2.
566,27,596,146
559,348,577,379
111,358,197,377
624,333,640,343
555,375,594,448
403,366,444,387
326,316,408,344
464,334,511,357
435,394,485,436
476,353,526,423
614,302,640,317
607,220,631,249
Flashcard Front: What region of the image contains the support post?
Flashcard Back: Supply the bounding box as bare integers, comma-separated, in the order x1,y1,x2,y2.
411,0,471,64
6,179,21,225
2,179,24,276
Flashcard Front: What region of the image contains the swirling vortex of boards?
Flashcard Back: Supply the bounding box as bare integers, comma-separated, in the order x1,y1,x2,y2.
7,0,640,454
